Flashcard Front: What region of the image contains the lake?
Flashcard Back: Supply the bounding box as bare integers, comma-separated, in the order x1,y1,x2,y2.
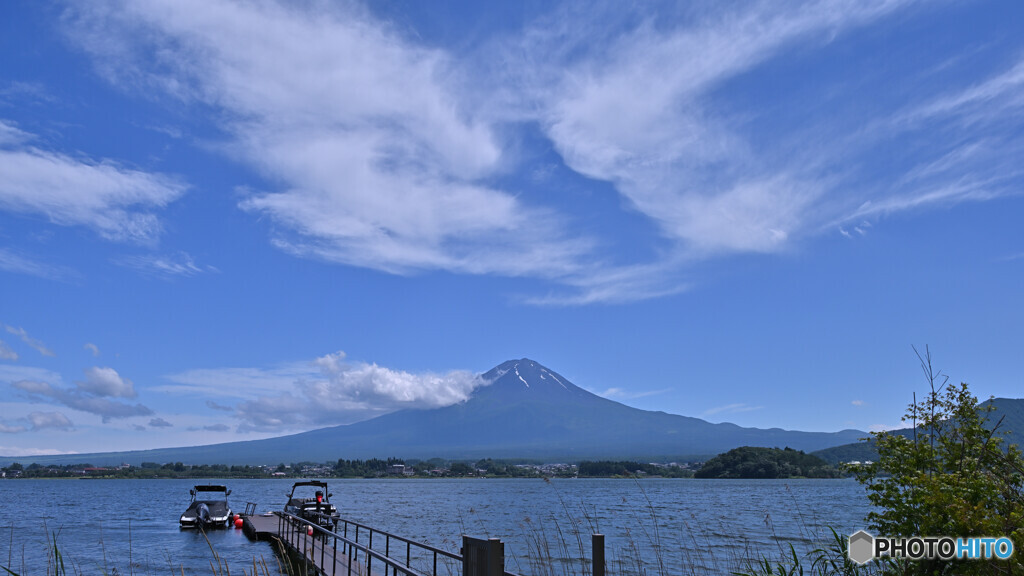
0,478,872,575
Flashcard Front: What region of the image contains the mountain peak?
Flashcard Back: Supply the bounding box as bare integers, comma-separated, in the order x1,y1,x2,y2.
477,358,589,404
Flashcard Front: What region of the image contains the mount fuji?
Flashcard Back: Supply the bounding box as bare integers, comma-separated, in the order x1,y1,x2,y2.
1,358,866,465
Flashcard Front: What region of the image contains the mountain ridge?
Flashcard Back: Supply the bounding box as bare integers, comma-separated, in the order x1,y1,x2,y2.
812,397,1024,464
2,358,867,466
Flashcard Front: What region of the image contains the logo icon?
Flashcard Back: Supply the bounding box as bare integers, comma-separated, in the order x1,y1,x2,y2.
848,530,874,565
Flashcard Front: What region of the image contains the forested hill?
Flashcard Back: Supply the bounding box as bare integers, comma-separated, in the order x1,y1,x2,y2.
694,446,841,479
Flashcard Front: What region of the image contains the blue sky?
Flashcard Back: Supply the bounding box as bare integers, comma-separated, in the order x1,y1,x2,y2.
1,0,1022,457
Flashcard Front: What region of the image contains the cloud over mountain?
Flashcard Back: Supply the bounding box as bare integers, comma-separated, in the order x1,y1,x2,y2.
166,351,484,433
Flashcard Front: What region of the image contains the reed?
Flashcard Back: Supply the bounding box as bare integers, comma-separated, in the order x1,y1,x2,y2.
498,477,896,576
0,525,287,576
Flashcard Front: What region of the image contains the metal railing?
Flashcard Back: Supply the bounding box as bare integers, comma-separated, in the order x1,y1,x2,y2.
334,516,462,576
274,511,523,576
276,510,478,576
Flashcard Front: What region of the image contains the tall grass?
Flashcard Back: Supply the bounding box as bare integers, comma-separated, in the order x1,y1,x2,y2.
1,524,286,576
499,478,899,576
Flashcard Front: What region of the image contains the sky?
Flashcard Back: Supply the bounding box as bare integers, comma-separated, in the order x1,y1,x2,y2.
1,0,1022,458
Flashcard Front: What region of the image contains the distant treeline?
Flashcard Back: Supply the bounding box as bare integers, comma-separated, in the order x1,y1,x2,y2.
1,461,276,479
576,461,693,478
1,457,697,479
693,446,842,479
0,458,565,479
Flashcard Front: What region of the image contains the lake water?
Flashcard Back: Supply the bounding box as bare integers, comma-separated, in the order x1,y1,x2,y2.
0,478,872,575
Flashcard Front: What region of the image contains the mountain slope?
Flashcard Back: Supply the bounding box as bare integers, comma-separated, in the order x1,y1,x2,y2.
1,358,866,466
812,397,1024,464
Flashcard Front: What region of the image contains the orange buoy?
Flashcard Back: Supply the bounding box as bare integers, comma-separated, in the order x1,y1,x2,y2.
234,517,244,528
233,514,241,522
306,526,314,536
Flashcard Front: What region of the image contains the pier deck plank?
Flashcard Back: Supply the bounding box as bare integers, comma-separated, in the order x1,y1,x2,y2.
242,514,377,576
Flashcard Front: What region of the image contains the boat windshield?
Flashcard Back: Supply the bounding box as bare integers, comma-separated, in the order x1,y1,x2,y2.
194,486,230,500
288,484,330,502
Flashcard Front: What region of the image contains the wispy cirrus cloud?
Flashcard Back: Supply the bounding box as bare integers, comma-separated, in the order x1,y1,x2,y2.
597,387,671,401
189,423,230,433
2,324,55,357
59,0,1024,304
205,400,232,412
0,341,16,361
703,403,764,417
0,247,76,281
63,0,592,284
508,1,909,258
113,251,217,279
0,445,77,457
0,119,187,245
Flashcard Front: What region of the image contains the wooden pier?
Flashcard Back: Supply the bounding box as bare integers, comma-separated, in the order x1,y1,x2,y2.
239,507,606,576
242,513,371,575
240,509,517,576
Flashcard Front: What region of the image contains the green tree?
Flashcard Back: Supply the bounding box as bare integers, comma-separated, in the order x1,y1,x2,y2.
448,462,473,476
854,350,1024,575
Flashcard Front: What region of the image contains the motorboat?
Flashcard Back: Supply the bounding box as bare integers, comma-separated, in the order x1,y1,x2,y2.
284,480,337,531
180,485,233,528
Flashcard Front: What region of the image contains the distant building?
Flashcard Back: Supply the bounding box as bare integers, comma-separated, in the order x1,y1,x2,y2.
387,464,406,475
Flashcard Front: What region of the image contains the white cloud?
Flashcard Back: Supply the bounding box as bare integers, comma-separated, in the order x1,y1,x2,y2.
189,423,229,433
0,365,63,385
28,411,73,431
0,341,16,361
58,1,1024,304
148,417,173,428
167,351,483,433
0,411,73,433
78,366,136,398
113,251,216,278
161,364,319,399
84,343,100,357
0,248,74,281
851,400,866,407
2,325,55,357
0,81,55,107
64,0,591,282
0,446,77,457
236,352,483,432
597,387,670,400
11,366,151,422
0,121,33,146
703,402,764,416
515,2,908,257
908,58,1024,125
0,121,187,244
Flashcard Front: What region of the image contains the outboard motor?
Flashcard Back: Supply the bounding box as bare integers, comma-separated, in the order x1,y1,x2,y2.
197,503,211,526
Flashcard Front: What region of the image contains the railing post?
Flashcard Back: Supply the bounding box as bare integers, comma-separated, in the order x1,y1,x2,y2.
461,536,504,576
593,534,605,576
